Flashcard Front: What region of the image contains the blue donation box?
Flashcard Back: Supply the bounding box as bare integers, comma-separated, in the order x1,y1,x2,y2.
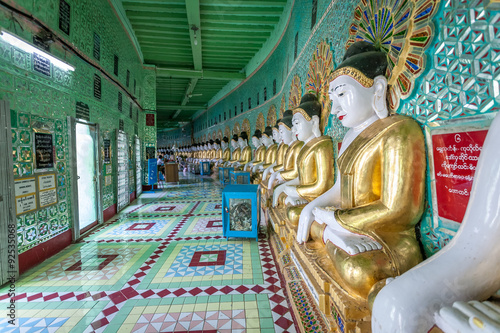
230,171,250,184
201,161,211,175
148,158,157,185
222,184,260,241
219,167,234,184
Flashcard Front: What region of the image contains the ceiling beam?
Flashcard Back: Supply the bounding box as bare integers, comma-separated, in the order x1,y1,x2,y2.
157,104,207,111
186,0,202,71
157,67,245,80
173,78,199,119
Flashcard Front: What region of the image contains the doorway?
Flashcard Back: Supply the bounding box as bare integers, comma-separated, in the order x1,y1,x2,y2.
117,130,129,212
70,118,101,240
135,136,142,198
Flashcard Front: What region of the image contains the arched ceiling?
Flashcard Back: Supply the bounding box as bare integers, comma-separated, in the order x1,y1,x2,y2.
121,0,289,129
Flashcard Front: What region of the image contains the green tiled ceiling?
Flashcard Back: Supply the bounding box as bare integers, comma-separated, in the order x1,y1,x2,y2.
122,0,288,129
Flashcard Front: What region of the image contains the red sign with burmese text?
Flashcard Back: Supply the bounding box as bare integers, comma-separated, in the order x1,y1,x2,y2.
432,130,488,223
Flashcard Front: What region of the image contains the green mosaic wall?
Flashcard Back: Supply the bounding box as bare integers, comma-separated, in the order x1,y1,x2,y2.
0,0,156,254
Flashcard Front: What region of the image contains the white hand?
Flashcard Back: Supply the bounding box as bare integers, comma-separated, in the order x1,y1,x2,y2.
436,300,500,333
296,202,315,244
323,227,382,255
272,183,287,207
268,172,278,190
313,207,345,233
284,185,298,198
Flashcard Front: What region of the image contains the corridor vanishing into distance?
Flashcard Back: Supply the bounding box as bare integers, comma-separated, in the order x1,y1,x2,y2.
0,175,298,333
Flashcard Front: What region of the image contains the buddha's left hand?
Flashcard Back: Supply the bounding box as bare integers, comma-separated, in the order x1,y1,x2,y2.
313,207,344,232
284,185,298,198
323,227,382,255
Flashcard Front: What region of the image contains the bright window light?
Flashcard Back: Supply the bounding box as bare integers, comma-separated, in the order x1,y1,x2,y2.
0,30,75,72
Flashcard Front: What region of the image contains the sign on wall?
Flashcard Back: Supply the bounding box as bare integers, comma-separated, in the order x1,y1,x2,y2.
14,177,37,215
146,114,155,126
427,115,495,230
38,173,57,208
431,130,488,224
34,132,54,170
59,0,71,35
33,53,51,77
103,139,111,163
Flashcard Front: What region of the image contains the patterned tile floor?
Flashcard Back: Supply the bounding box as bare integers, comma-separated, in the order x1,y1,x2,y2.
0,174,299,333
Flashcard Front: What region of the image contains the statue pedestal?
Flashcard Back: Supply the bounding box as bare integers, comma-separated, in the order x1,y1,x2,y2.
268,205,373,333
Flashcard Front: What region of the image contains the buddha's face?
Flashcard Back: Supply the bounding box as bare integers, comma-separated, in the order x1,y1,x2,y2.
262,135,273,146
251,137,260,148
292,113,314,141
272,129,280,143
222,141,228,149
329,75,377,128
279,125,293,144
231,140,238,149
213,143,219,149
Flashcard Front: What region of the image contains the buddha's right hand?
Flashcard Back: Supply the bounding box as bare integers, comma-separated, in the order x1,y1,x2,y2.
296,202,316,244
272,183,286,207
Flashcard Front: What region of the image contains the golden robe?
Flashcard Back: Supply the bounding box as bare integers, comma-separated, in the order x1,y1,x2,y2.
229,148,241,164
273,143,288,172
261,143,278,169
280,140,305,181
287,136,334,226
222,148,231,162
252,145,267,165
312,115,426,300
238,146,252,166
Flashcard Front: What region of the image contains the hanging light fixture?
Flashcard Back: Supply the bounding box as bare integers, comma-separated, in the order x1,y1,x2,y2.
0,30,74,71
190,25,199,46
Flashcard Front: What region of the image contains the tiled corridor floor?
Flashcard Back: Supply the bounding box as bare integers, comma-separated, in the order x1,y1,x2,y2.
0,174,298,333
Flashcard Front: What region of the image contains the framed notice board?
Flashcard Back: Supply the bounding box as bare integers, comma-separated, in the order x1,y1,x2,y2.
425,113,496,234
34,131,54,171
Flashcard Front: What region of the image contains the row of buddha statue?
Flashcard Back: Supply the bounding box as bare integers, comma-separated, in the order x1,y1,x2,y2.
173,41,500,332
182,42,426,309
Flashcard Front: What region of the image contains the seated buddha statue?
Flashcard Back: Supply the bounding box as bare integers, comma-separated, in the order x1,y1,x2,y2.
234,132,252,170
265,110,294,185
296,41,426,302
212,139,222,163
263,113,293,187
244,130,265,171
226,135,241,166
272,94,334,228
259,123,281,177
253,126,276,173
208,140,216,161
252,126,278,183
269,113,303,194
220,137,231,164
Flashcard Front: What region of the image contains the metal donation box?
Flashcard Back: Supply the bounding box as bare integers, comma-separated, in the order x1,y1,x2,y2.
222,184,260,240
230,171,250,184
219,167,234,184
201,161,211,175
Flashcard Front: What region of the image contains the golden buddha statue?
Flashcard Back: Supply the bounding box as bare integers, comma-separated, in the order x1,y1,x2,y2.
262,111,293,188
234,132,252,170
221,137,231,163
253,126,278,183
227,135,241,166
295,41,426,302
214,139,222,161
273,94,334,228
244,130,266,171
208,140,216,160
